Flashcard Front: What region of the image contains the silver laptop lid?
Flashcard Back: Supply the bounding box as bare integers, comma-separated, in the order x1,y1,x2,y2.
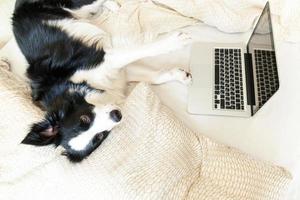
244,2,279,115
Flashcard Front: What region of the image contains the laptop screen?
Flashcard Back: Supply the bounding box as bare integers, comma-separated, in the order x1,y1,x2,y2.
247,2,275,52
247,2,279,114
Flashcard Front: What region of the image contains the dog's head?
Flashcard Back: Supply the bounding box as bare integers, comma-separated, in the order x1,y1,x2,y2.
21,83,122,162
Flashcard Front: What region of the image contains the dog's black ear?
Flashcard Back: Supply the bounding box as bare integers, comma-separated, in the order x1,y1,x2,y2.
21,115,59,146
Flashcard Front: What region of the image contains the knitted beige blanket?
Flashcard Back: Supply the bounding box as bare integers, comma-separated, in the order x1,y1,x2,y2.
1,0,299,49
94,0,300,49
0,1,296,199
0,67,292,200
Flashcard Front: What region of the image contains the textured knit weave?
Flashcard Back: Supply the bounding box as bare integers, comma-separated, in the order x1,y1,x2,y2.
0,67,292,200
1,0,299,52
149,0,300,42
0,67,59,181
96,0,300,48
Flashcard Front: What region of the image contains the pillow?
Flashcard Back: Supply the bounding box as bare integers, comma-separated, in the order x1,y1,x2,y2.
0,67,292,200
0,66,59,181
0,67,42,155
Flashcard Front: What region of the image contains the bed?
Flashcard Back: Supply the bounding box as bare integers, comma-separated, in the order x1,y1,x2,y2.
0,0,299,199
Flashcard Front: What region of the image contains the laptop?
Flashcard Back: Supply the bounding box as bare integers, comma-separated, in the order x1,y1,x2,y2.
188,2,279,117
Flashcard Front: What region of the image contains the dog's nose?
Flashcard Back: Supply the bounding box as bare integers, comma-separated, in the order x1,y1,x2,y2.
109,110,122,122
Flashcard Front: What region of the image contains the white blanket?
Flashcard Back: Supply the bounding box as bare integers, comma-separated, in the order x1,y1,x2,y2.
0,66,292,199
0,1,297,199
0,0,299,48
94,0,300,48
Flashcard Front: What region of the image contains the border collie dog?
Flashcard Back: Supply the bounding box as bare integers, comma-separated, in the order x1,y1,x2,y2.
12,0,192,162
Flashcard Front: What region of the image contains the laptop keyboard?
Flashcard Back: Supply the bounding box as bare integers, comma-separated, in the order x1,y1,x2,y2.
214,48,244,110
254,49,279,108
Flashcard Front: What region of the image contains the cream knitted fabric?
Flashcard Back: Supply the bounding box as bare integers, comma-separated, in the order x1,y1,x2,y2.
96,0,300,46
0,67,59,181
0,68,292,200
0,66,43,155
1,0,299,50
93,0,198,48
150,0,300,42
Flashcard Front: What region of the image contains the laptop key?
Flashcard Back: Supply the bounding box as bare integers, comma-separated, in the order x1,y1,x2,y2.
214,48,244,110
215,65,219,84
221,99,225,108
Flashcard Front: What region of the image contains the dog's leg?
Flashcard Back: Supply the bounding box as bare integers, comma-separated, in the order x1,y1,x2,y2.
148,68,192,85
45,19,109,51
64,1,103,19
66,0,120,19
103,31,192,69
128,68,192,85
70,31,192,89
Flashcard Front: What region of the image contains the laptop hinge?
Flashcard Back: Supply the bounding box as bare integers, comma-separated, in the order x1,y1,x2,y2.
244,53,255,107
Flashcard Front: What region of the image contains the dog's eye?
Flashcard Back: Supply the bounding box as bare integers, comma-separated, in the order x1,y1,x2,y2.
80,115,91,125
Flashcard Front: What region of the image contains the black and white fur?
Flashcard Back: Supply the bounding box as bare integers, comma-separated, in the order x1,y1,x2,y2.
9,0,192,162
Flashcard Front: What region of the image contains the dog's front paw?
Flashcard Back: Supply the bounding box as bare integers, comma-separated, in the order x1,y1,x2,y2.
171,68,193,85
162,31,192,51
156,31,193,55
0,58,10,71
